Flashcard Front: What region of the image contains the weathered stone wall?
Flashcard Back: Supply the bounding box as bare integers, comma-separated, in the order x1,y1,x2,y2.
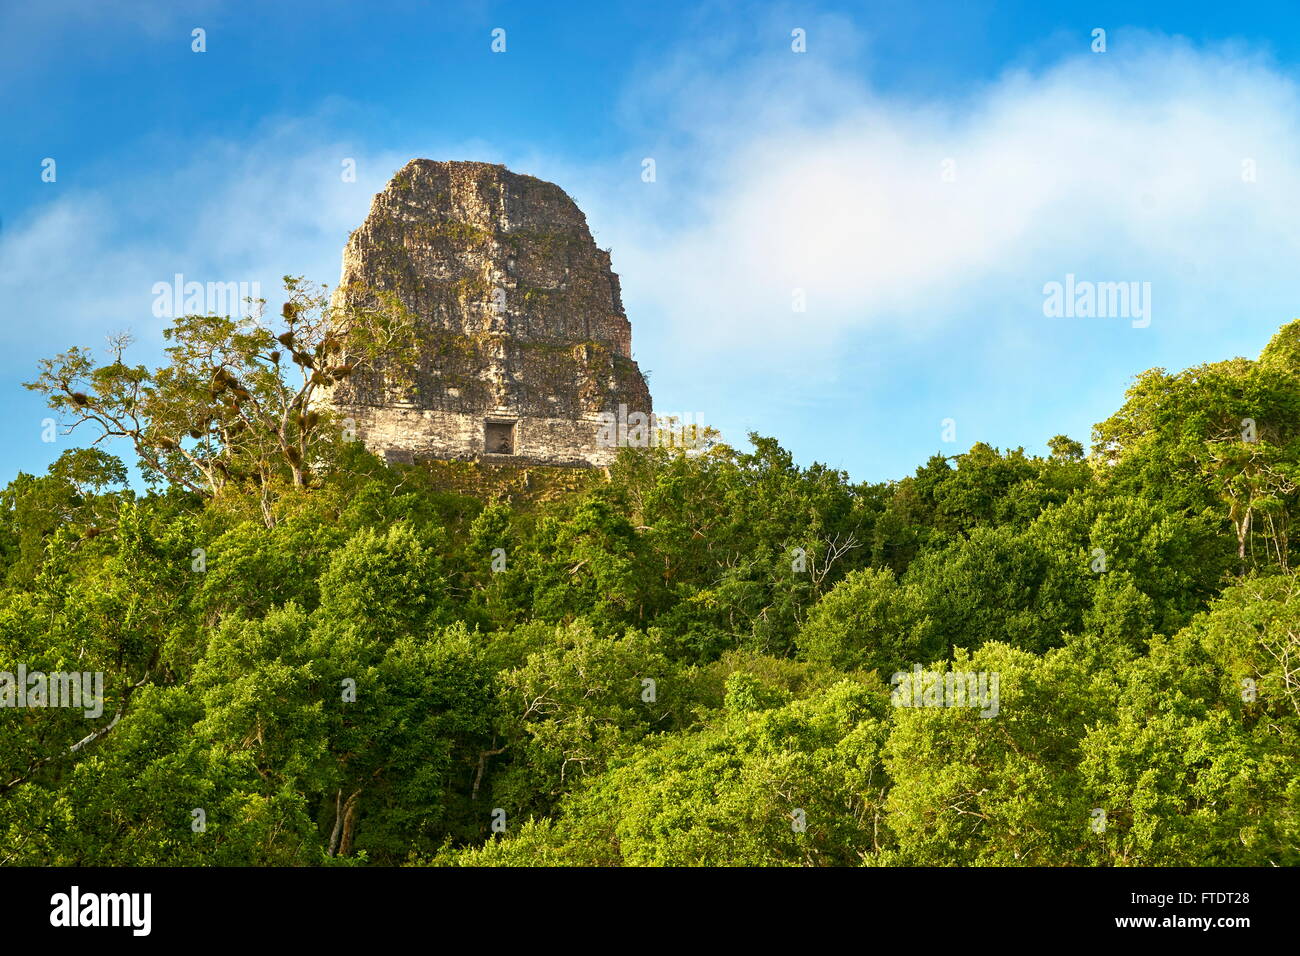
346,405,623,467
324,159,651,466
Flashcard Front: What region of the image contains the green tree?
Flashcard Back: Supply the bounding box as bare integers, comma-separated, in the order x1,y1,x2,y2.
26,278,415,523
795,567,937,674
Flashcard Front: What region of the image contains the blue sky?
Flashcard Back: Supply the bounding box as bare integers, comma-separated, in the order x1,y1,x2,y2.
4,0,1300,486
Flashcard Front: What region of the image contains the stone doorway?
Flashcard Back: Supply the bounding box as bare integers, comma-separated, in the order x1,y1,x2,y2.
484,420,516,455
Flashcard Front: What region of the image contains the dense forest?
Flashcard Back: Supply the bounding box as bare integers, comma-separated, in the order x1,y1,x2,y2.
2,288,1298,866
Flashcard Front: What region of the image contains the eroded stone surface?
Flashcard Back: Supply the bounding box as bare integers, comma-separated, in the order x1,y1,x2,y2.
324,159,652,466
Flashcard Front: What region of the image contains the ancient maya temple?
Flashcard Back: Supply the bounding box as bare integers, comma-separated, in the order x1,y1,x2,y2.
323,159,652,467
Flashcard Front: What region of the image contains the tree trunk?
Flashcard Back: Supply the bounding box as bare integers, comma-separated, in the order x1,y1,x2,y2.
327,789,343,856
1237,509,1251,571
339,790,361,856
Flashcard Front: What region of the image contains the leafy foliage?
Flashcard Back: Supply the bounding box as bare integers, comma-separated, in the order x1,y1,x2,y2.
4,309,1300,866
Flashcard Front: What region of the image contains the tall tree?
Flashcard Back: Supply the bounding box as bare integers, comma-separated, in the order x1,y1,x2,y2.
26,277,415,525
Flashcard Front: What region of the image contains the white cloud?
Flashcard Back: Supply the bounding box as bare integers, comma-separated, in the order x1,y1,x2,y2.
580,33,1300,371
0,121,416,361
